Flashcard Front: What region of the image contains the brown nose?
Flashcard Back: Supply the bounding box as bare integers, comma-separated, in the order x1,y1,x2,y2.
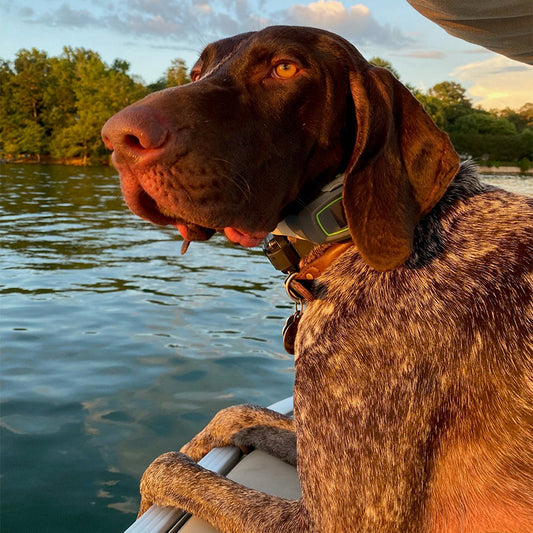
101,105,169,164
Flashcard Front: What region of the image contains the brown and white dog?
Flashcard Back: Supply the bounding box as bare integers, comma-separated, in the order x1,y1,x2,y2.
102,26,533,533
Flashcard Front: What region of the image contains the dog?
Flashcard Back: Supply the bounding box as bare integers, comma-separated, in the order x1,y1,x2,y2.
102,26,533,533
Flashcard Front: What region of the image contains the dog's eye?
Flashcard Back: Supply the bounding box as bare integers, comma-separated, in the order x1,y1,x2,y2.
273,62,299,79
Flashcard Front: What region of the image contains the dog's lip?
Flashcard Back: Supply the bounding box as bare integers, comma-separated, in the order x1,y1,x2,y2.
117,167,268,247
172,223,267,247
138,188,267,247
172,221,215,242
223,227,268,247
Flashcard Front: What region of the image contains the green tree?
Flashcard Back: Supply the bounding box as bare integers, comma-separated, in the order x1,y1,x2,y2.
369,57,401,80
43,50,79,148
453,110,517,136
111,58,130,74
0,60,15,156
428,81,472,131
428,81,470,108
148,58,191,91
12,49,49,121
50,48,149,164
518,103,533,129
0,47,152,163
415,93,446,129
1,49,50,159
165,58,191,87
498,107,528,133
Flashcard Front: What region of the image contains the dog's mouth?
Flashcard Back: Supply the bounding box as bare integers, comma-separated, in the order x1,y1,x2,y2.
129,185,268,248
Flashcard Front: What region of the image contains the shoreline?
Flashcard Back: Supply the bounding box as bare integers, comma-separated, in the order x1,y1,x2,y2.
477,165,533,175
0,155,110,166
1,159,532,176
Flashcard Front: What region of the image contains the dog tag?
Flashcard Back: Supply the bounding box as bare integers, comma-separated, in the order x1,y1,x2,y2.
282,310,301,355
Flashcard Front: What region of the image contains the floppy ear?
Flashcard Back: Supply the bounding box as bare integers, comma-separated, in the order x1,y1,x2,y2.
343,64,459,271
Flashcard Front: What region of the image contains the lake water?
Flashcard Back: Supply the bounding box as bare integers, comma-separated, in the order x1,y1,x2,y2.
1,164,531,532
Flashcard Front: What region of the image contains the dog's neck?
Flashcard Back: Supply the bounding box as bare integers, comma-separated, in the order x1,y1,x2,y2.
285,241,353,303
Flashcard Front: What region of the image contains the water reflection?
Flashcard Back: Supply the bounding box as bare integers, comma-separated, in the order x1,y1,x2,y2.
1,164,292,531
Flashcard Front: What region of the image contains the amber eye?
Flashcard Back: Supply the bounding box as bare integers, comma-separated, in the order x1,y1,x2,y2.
274,62,299,79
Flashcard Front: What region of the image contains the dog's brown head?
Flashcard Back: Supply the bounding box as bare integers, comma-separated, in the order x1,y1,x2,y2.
102,26,459,270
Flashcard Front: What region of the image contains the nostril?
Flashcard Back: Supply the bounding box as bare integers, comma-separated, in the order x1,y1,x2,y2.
124,134,144,150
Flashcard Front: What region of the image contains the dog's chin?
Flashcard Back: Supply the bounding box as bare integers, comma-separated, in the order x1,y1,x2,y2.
123,181,269,247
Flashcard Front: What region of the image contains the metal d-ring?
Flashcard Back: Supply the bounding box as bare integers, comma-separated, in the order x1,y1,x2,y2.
284,272,299,302
284,272,305,304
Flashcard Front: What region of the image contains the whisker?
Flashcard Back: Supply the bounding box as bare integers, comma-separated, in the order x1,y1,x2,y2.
212,158,251,201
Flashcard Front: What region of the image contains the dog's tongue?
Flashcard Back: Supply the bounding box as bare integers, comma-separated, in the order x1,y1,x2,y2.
173,223,214,242
224,227,267,247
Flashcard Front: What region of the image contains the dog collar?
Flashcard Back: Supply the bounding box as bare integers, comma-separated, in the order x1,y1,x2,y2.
284,241,353,302
279,240,353,354
272,174,349,244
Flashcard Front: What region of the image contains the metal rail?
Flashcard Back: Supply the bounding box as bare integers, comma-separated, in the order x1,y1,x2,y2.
124,396,294,533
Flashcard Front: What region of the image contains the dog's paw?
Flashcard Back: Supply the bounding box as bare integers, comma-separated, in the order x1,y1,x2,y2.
179,405,251,461
180,437,210,462
138,451,194,516
180,434,252,462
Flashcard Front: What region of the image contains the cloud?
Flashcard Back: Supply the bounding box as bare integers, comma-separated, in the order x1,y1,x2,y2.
396,50,445,59
452,55,533,109
19,0,267,38
276,1,410,46
35,3,101,28
17,0,410,47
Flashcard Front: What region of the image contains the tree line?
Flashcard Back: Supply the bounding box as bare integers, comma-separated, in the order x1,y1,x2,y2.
0,48,190,165
1,47,532,169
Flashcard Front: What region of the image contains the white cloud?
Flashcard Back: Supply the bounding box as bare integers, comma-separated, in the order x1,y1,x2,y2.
452,55,533,110
288,0,368,25
277,1,410,46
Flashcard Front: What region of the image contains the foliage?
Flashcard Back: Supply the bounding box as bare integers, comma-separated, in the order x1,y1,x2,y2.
369,57,401,80
0,50,531,166
413,78,532,165
0,47,149,164
368,57,532,165
148,58,191,92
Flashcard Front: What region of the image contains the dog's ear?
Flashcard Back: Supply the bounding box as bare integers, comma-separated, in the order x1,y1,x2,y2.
343,64,459,271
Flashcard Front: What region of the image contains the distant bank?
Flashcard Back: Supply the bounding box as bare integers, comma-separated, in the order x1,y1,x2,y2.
478,165,533,175
2,157,532,176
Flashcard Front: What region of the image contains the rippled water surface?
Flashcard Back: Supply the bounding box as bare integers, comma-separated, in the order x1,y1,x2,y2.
1,164,531,532
1,164,294,532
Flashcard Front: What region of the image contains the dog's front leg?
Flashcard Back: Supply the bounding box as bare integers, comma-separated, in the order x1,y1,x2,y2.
180,404,296,466
139,451,309,532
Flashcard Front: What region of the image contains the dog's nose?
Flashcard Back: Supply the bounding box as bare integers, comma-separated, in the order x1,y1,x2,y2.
101,105,169,164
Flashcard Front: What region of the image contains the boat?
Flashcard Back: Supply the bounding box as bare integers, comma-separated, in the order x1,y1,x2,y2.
124,396,300,532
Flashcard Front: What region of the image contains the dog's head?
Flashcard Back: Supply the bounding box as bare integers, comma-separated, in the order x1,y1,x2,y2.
102,26,459,270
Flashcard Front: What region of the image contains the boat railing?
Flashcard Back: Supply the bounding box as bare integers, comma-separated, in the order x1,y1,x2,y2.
124,396,294,533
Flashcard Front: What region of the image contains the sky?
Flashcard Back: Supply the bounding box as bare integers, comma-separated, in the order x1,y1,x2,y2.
1,0,532,110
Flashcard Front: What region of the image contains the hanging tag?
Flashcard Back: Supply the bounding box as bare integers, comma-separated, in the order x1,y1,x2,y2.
282,309,301,355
